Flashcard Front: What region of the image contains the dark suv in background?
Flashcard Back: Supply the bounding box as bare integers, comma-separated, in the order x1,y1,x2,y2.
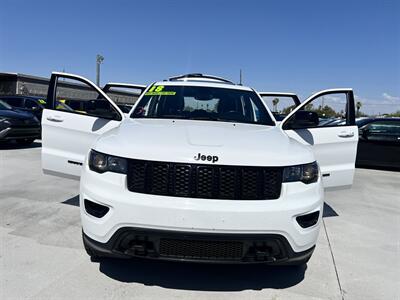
0,95,78,123
0,95,46,121
356,117,400,170
0,100,40,145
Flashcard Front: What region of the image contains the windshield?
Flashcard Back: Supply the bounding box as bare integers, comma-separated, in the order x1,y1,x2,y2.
131,85,274,125
0,100,12,110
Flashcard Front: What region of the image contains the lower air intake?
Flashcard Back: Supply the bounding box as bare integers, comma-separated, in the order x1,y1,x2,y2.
159,238,243,261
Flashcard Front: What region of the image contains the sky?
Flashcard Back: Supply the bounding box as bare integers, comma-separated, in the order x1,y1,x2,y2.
0,0,399,114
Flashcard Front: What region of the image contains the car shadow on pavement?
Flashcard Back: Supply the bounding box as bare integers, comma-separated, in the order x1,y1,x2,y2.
0,140,42,149
62,195,80,207
323,202,338,218
97,258,306,291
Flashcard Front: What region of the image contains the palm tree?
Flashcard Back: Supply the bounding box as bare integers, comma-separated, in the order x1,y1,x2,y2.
272,98,280,112
356,101,362,117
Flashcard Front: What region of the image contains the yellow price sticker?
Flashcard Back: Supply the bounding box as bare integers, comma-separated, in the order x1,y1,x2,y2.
145,85,176,96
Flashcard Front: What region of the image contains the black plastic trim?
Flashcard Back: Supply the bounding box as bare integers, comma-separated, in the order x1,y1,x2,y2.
84,199,110,218
68,160,83,166
83,227,315,264
296,211,320,228
126,158,283,200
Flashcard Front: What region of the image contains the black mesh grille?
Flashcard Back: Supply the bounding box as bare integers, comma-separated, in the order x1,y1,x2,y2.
159,238,243,260
127,159,282,200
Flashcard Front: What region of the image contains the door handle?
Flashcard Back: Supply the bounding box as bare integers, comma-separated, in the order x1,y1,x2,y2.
46,116,64,123
338,131,354,138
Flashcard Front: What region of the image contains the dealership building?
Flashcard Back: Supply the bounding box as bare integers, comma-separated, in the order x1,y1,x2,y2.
0,72,140,104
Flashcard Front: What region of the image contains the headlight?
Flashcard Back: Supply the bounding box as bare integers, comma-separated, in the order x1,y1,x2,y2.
283,161,319,184
89,150,127,174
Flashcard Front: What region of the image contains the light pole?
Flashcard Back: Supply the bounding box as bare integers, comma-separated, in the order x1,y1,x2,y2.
96,54,104,86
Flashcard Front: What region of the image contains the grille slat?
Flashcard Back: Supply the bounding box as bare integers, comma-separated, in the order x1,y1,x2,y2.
127,159,282,200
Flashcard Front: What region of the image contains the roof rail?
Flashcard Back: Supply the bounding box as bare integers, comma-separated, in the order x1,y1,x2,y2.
168,73,234,84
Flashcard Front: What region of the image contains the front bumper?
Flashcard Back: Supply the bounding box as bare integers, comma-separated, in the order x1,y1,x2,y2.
80,164,324,255
83,227,315,264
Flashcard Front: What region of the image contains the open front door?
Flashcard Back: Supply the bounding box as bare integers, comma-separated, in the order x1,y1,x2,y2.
281,89,358,189
259,92,301,121
42,72,124,179
102,82,146,114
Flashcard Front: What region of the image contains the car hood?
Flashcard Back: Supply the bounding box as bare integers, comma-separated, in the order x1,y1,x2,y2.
95,119,314,166
0,109,35,120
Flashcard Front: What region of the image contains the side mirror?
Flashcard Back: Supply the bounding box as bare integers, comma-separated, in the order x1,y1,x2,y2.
286,110,319,129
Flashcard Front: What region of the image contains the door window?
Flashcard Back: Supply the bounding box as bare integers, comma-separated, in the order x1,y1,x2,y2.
284,92,350,129
53,77,121,120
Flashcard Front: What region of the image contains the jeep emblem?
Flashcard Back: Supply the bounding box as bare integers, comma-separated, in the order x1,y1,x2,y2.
194,153,219,163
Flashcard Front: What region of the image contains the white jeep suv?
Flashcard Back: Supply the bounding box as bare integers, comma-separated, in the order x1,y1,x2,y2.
41,73,358,265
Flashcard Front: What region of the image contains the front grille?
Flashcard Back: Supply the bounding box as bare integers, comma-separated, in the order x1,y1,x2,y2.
159,238,243,260
127,159,282,200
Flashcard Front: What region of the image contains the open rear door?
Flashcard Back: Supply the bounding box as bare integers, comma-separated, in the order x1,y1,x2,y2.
102,82,146,94
42,72,124,179
259,92,301,121
102,82,146,114
281,89,358,189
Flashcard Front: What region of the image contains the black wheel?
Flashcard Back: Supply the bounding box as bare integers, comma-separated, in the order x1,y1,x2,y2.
16,138,35,146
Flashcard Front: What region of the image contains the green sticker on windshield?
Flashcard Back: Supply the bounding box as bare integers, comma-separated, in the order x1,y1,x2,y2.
145,85,176,96
38,99,46,104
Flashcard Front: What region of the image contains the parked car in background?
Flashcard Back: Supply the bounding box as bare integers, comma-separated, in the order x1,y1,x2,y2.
0,95,81,124
0,95,46,121
0,100,40,145
356,118,400,170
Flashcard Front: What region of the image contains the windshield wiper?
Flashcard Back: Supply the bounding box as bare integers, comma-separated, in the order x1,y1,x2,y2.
190,116,221,121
